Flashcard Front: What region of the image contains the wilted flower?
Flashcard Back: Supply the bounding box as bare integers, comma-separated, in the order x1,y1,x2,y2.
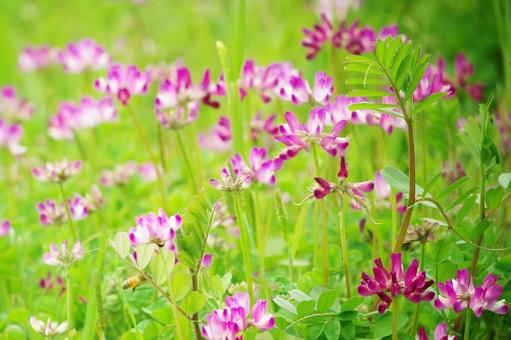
413,58,455,102
434,269,508,317
29,317,67,337
455,53,485,102
95,64,152,106
0,219,11,237
18,46,53,72
0,85,34,122
231,147,282,186
32,159,82,183
358,253,435,313
209,167,250,192
417,323,457,340
404,220,439,245
202,292,275,340
48,97,117,140
0,119,26,155
199,116,232,152
56,38,110,73
129,208,182,252
43,240,84,267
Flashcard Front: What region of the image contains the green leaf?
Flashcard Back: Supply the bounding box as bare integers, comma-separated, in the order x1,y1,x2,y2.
289,289,313,302
437,177,470,199
273,296,297,315
183,291,206,314
297,300,315,317
413,92,448,115
170,263,192,301
317,290,337,312
348,103,398,110
454,194,477,225
487,187,505,210
381,166,423,195
344,63,384,75
340,320,355,339
136,244,156,270
110,232,131,259
498,173,511,190
345,77,388,86
347,89,391,98
373,313,408,338
341,296,364,311
323,319,341,340
152,251,175,286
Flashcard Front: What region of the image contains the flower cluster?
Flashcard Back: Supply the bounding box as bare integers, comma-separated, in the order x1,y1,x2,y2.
434,269,508,317
95,64,152,106
413,58,456,102
313,175,374,211
18,46,54,72
99,161,157,187
455,53,486,102
358,253,435,313
32,160,82,183
0,85,34,122
209,167,251,192
36,197,88,226
129,208,182,252
250,112,278,142
231,147,282,186
48,97,117,140
43,240,84,267
0,119,26,155
56,38,110,73
29,317,67,337
202,292,275,339
39,272,65,297
279,71,334,105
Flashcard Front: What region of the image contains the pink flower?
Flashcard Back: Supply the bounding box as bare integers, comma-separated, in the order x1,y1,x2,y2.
301,14,334,60
36,197,88,225
231,147,282,186
417,323,457,340
57,38,110,73
0,119,26,155
202,292,275,339
358,253,435,313
39,272,66,297
413,58,455,102
18,46,53,72
0,85,34,122
313,72,334,104
250,113,277,142
43,240,84,267
455,53,485,102
332,21,375,55
199,116,232,152
95,64,152,106
68,195,89,221
128,208,182,252
29,317,68,337
279,71,333,105
209,167,251,192
81,185,105,212
313,177,335,199
202,254,212,268
32,159,82,183
435,269,509,317
137,162,160,182
99,161,138,187
48,97,117,140
0,220,11,237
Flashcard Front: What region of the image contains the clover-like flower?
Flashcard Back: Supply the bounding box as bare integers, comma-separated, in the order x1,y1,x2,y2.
358,253,435,313
43,240,84,267
199,116,232,152
95,64,152,106
56,38,110,73
455,53,486,102
36,198,88,225
231,147,282,186
32,160,82,183
302,14,334,60
279,71,333,105
413,58,455,102
29,317,68,337
128,208,182,252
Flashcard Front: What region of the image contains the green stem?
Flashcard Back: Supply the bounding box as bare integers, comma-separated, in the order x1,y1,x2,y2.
59,183,77,241
337,195,351,297
66,266,72,331
410,241,426,334
157,123,166,172
392,296,399,340
232,193,254,304
126,104,166,207
321,200,328,287
464,308,472,340
469,165,486,277
390,188,398,250
175,129,198,193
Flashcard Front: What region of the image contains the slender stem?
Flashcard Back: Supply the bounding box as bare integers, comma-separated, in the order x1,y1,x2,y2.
312,144,321,275
66,266,72,331
321,200,328,287
157,123,166,172
410,241,426,334
191,274,202,340
125,104,166,207
392,296,399,340
393,121,416,253
337,195,351,297
175,129,198,193
469,166,486,277
59,183,77,241
390,188,398,250
464,308,472,340
232,192,254,304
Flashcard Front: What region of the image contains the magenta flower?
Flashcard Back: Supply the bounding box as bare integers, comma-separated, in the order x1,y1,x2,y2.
0,119,26,155
413,58,455,102
455,53,485,102
434,269,508,317
43,240,84,267
32,159,82,183
279,71,334,105
128,208,182,252
358,253,435,313
68,195,89,221
417,323,457,340
36,197,88,225
301,14,334,60
202,292,275,340
332,21,398,55
56,38,110,73
199,116,232,152
0,85,34,122
209,167,250,192
48,97,117,140
1,219,11,237
39,272,65,295
231,147,282,186
250,113,277,142
95,64,152,106
18,46,53,72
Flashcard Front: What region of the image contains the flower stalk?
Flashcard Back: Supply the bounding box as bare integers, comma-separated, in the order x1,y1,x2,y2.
66,265,72,331
175,129,198,193
392,296,399,340
59,183,77,241
336,195,351,297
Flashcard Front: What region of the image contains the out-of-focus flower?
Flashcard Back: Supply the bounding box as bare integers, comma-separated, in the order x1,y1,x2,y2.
495,112,511,155
48,97,117,140
32,160,82,183
145,60,183,83
199,116,232,152
434,269,508,317
18,46,53,72
0,85,34,122
301,14,334,60
417,323,457,340
373,170,407,214
43,240,84,267
155,67,222,129
68,195,89,221
99,161,138,187
202,292,275,339
332,21,398,55
441,161,466,183
231,147,282,186
250,113,278,142
39,272,65,297
358,253,435,313
56,38,110,73
29,317,67,337
95,64,152,106
137,162,160,182
0,219,11,237
404,220,439,245
202,254,212,268
455,53,485,102
413,58,455,102
0,119,26,155
279,72,333,105
36,197,88,225
209,167,250,192
129,208,182,252
317,0,361,22
82,185,105,212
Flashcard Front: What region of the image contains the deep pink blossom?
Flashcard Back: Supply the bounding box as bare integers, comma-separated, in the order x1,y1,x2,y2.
250,113,278,142
18,46,53,72
95,64,152,106
0,220,11,237
202,292,275,340
301,14,334,60
57,38,110,73
0,119,26,155
128,208,182,252
0,85,34,122
231,147,282,186
32,160,82,183
43,240,84,267
417,323,457,340
82,185,105,212
455,53,486,102
199,116,232,152
413,58,455,102
358,253,435,313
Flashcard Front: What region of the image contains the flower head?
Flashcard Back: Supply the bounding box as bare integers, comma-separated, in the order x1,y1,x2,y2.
99,161,138,187
301,14,334,60
1,219,11,237
250,113,277,142
417,323,457,340
129,208,182,252
36,197,88,225
82,185,106,212
0,119,26,155
413,58,455,102
18,46,53,72
57,38,110,73
358,253,435,313
43,240,84,267
279,72,334,105
32,159,82,183
29,317,67,337
231,147,282,186
95,64,152,106
0,85,34,122
209,167,251,192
